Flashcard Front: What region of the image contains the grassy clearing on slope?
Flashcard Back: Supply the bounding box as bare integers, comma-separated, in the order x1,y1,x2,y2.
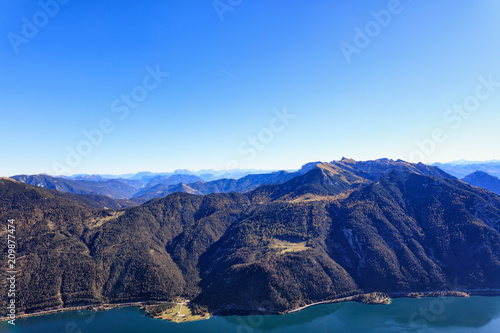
271,237,311,254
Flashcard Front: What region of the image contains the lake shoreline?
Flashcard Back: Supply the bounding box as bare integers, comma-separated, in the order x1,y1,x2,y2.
2,289,500,323
0,301,148,323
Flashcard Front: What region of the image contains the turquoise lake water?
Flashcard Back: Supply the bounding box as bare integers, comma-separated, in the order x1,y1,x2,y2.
1,296,499,333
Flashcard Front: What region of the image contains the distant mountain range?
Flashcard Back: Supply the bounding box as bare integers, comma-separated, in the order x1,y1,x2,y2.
462,171,500,195
11,174,138,200
432,161,500,178
132,170,299,201
2,158,499,316
10,171,298,204
12,159,500,206
68,168,279,183
10,169,285,204
11,158,459,204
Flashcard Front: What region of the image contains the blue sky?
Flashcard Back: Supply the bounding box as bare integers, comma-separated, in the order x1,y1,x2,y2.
1,0,500,176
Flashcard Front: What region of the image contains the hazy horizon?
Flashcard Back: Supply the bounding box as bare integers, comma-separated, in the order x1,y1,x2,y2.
5,157,500,178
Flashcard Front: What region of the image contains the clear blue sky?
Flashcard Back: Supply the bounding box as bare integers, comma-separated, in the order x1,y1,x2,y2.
1,0,500,176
